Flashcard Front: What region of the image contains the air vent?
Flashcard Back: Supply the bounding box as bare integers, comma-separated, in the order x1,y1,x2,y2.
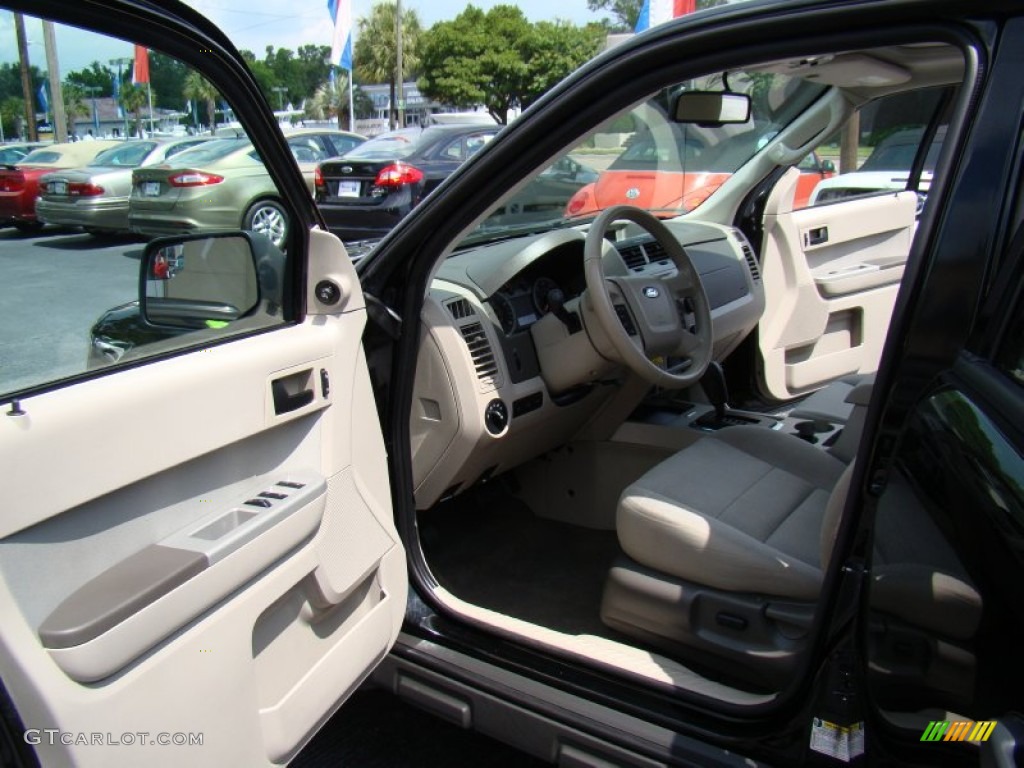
618,244,646,270
644,239,668,263
741,244,761,281
446,298,475,320
459,322,499,388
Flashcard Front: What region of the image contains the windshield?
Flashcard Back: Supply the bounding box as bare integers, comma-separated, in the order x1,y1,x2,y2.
461,70,826,247
90,142,158,167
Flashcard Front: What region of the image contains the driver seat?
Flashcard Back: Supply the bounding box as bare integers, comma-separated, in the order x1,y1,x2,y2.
600,425,981,694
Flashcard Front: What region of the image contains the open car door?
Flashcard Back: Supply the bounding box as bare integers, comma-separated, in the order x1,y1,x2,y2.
0,2,406,765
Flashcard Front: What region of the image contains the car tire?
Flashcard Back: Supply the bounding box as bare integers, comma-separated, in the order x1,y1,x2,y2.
13,221,44,234
243,199,288,250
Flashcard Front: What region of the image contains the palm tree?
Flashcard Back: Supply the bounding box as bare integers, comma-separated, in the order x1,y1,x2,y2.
183,71,218,134
60,83,92,138
119,82,147,138
307,72,352,129
354,2,421,129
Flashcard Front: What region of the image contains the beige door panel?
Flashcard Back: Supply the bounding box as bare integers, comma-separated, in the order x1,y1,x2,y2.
0,232,406,765
758,170,917,400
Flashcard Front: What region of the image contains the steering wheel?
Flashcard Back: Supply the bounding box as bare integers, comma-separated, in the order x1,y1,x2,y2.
583,205,713,389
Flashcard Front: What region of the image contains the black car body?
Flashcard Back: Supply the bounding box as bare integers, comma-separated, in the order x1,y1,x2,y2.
315,124,500,241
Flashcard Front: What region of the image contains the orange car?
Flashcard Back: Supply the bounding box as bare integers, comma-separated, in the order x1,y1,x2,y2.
565,132,834,217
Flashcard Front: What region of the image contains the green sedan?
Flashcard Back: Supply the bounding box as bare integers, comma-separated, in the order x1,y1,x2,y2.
128,130,364,250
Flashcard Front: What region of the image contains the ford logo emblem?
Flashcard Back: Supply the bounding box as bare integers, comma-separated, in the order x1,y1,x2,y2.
643,286,660,299
341,165,353,174
626,187,640,199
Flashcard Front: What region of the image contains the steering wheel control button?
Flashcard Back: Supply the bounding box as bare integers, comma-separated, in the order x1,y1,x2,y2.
484,399,509,435
315,280,341,305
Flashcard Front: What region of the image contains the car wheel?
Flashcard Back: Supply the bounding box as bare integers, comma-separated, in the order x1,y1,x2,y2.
244,199,288,250
13,221,44,234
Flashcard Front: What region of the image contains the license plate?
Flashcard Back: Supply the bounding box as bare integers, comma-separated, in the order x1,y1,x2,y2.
51,181,67,195
142,181,161,196
337,180,361,197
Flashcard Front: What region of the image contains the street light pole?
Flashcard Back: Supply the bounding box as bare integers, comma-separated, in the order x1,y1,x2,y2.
395,0,404,129
109,57,131,139
83,85,101,138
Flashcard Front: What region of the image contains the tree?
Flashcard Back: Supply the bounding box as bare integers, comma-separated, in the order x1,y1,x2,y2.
521,21,604,111
65,61,115,97
418,6,601,124
150,53,189,112
119,82,147,137
183,71,218,134
354,2,422,128
306,73,370,129
60,82,92,137
587,0,726,31
1,96,26,139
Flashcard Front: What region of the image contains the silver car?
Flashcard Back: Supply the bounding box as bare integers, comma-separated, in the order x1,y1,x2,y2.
35,137,210,236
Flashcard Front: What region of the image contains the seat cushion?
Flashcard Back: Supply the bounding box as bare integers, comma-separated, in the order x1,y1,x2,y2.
791,372,875,424
617,426,847,600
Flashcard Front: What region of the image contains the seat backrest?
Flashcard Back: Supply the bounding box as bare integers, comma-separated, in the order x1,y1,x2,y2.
820,460,854,569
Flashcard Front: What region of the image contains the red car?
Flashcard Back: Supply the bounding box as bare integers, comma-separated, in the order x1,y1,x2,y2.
0,140,119,232
565,131,834,218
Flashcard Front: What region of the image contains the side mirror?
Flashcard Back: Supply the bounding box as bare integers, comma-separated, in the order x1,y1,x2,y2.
141,233,260,330
821,158,836,173
672,92,751,126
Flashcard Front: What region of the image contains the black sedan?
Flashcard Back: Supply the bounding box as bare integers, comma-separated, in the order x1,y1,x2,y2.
314,124,500,241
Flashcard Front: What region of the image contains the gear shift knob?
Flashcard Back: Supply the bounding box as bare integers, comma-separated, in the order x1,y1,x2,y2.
701,361,728,419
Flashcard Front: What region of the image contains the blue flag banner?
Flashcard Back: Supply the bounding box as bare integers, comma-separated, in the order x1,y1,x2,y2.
327,0,353,71
112,72,123,118
37,82,49,114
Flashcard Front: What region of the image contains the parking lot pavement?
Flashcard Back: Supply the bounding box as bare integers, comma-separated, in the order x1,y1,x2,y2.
292,688,548,767
0,226,142,394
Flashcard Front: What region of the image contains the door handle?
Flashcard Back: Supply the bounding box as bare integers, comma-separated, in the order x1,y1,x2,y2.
804,226,829,247
272,375,314,414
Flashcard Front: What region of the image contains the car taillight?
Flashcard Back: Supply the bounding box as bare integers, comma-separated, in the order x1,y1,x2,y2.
167,171,224,187
374,162,423,188
70,182,104,197
314,165,324,191
0,173,25,192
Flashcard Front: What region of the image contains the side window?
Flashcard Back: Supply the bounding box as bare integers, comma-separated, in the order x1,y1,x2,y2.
803,88,949,209
465,132,494,158
441,139,465,161
0,15,294,399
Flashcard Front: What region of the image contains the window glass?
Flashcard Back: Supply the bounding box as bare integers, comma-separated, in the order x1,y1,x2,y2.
89,142,158,167
803,88,949,208
0,15,294,399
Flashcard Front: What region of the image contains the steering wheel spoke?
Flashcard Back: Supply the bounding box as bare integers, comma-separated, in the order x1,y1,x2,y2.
584,206,713,389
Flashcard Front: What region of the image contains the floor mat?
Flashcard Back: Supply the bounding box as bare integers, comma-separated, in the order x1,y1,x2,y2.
419,488,620,638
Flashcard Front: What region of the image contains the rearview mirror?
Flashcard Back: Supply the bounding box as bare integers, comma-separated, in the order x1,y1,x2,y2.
672,92,752,125
141,233,260,329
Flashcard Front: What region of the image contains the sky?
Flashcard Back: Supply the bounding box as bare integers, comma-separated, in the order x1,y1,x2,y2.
1,1,607,74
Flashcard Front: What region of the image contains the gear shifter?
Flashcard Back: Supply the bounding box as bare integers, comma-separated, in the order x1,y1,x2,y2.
701,361,729,421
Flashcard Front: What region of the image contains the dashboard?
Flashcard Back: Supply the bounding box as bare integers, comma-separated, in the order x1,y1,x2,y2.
409,220,764,509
